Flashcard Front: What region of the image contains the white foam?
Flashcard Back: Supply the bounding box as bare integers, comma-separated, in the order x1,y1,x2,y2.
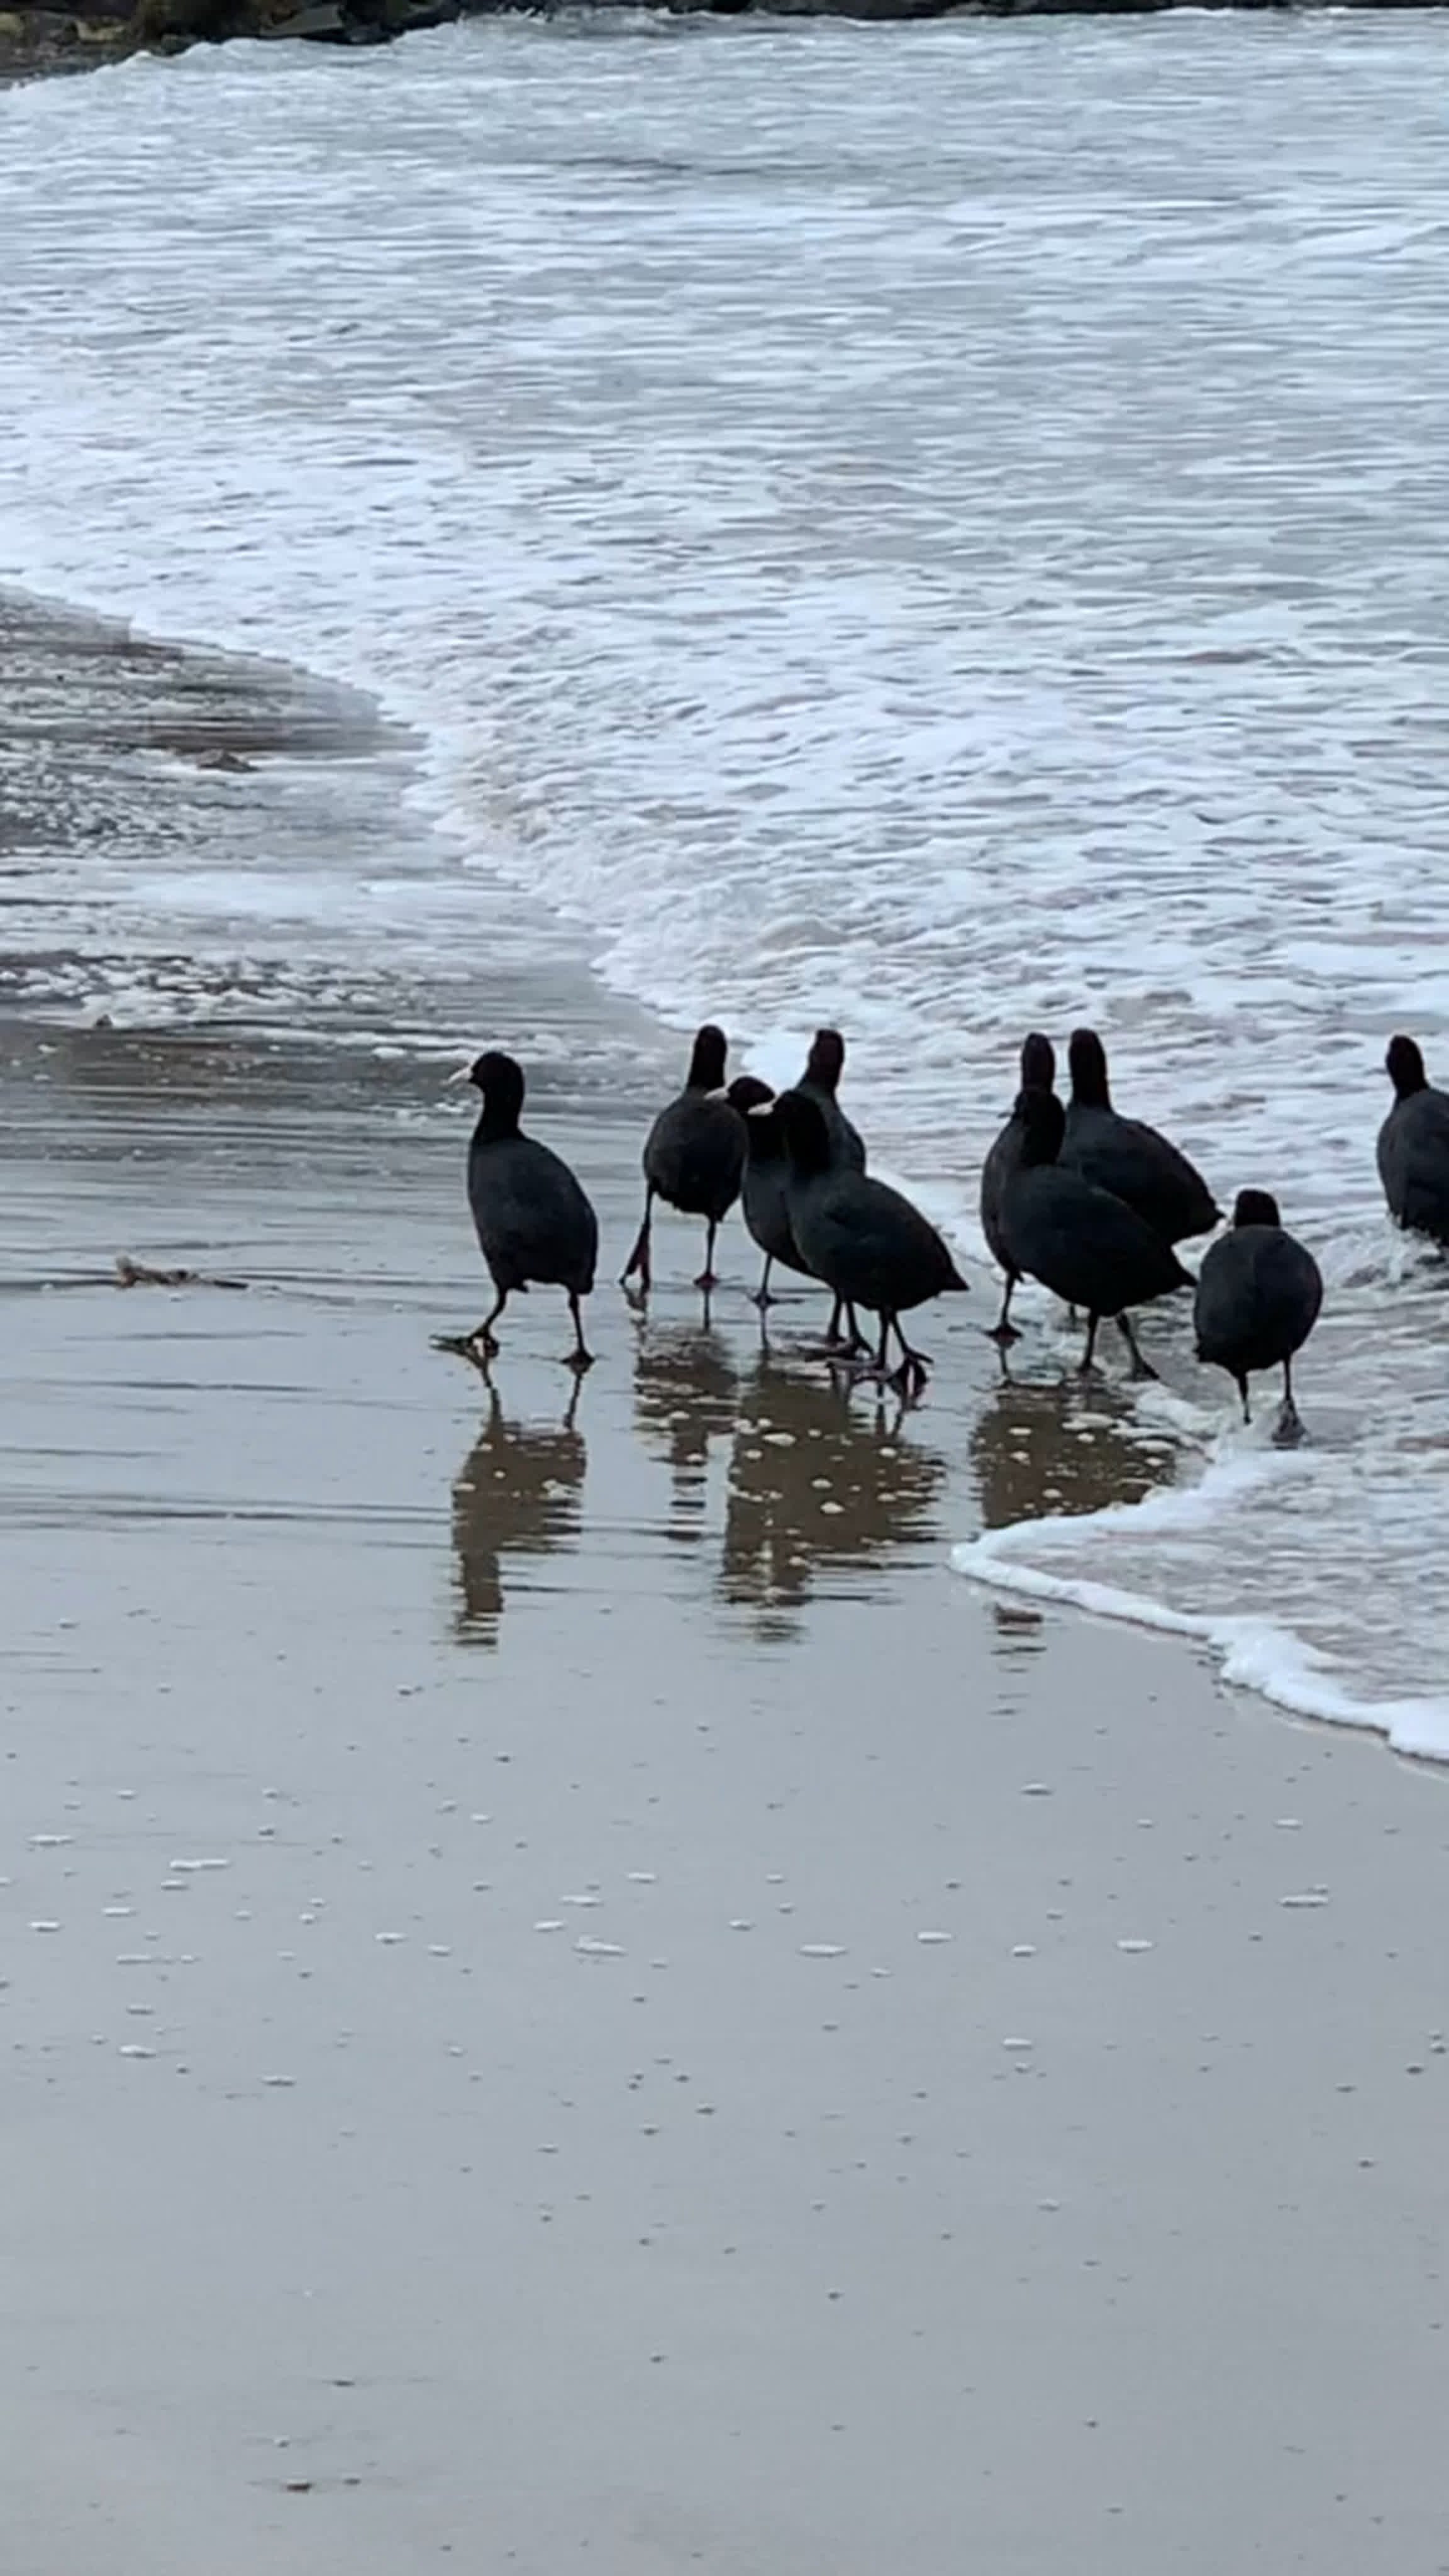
953,1491,1449,1765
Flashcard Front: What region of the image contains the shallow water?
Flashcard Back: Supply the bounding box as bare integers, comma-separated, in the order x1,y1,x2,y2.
2,9,1448,1743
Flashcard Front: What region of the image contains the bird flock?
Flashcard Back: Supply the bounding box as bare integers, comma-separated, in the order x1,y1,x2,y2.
452,1023,1449,1437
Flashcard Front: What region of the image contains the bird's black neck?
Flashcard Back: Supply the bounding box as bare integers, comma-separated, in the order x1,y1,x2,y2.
803,1060,839,1098
1071,1061,1111,1109
686,1030,727,1091
745,1113,786,1165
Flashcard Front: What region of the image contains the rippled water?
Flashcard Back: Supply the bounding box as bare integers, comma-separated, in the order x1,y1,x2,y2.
3,9,1448,1743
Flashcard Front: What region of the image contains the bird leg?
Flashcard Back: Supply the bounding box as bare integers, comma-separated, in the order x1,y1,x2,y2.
751,1254,775,1310
1236,1374,1253,1426
620,1190,653,1294
469,1289,507,1357
1116,1313,1159,1382
1273,1358,1306,1447
1078,1313,1101,1375
822,1296,873,1358
564,1291,595,1374
694,1218,720,1294
887,1316,931,1401
855,1313,929,1399
986,1274,1021,1348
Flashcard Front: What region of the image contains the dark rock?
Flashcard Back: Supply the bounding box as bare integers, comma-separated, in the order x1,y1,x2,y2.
257,1,348,35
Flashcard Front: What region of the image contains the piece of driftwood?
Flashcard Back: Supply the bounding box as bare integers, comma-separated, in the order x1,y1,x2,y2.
114,1253,250,1291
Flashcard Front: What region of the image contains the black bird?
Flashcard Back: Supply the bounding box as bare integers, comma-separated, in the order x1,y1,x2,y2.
726,1075,801,1309
999,1087,1192,1377
458,1051,599,1370
1061,1028,1219,1247
797,1029,870,1347
980,1031,1056,1345
1194,1189,1323,1436
1377,1035,1449,1245
797,1027,867,1174
774,1089,967,1396
731,1075,867,1349
622,1024,747,1296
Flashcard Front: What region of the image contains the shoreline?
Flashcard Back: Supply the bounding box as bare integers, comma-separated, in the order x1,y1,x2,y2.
5,601,1449,2565
1,578,1438,1758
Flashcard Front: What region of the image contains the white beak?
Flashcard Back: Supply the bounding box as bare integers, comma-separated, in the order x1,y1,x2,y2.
446,1062,475,1088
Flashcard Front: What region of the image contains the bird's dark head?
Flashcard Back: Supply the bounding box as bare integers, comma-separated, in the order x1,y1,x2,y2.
1386,1034,1428,1099
463,1050,525,1135
1233,1188,1280,1230
804,1028,846,1094
773,1087,834,1179
1017,1084,1067,1170
731,1077,784,1161
726,1074,774,1117
1019,1031,1056,1093
687,1024,729,1091
1068,1027,1111,1108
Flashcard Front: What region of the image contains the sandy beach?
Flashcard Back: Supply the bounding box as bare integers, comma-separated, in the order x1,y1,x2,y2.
4,603,1449,2573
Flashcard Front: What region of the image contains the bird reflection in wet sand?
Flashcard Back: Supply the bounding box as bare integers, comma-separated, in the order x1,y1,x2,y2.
450,1380,587,1646
719,1353,947,1641
969,1372,1179,1538
632,1319,740,1551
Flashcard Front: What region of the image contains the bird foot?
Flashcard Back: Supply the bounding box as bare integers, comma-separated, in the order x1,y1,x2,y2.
1126,1353,1160,1384
821,1324,874,1360
621,1274,650,1304
433,1331,496,1374
563,1348,596,1375
1272,1403,1306,1448
889,1355,930,1402
619,1237,651,1294
985,1321,1021,1348
819,1343,877,1374
694,1269,719,1292
750,1287,777,1310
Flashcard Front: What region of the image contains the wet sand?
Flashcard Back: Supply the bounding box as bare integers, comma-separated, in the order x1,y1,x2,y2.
4,609,1449,2571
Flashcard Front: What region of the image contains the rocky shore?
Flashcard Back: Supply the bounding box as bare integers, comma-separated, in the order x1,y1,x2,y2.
1,0,1438,80
0,0,454,70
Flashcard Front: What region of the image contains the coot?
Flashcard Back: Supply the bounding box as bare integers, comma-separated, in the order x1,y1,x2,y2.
999,1087,1191,1375
732,1078,867,1347
1377,1035,1449,1245
1062,1028,1219,1247
980,1032,1056,1343
774,1089,967,1395
1194,1189,1322,1435
622,1024,747,1294
727,1075,801,1306
458,1051,599,1369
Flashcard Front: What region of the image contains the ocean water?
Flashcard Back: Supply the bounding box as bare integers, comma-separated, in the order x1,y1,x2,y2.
3,9,1448,1748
